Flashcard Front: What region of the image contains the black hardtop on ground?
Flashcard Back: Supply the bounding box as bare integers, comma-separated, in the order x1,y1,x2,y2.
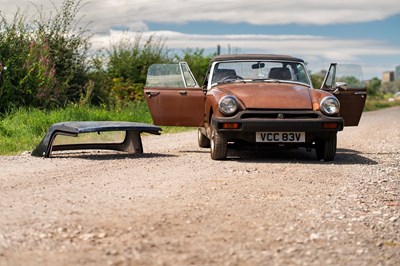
211,54,304,63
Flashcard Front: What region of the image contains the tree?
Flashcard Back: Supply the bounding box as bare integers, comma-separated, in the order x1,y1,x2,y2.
0,0,90,112
380,80,400,95
365,77,381,96
102,33,170,106
309,70,326,89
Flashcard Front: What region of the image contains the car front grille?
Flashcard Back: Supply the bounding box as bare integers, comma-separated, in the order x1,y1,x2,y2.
240,110,320,120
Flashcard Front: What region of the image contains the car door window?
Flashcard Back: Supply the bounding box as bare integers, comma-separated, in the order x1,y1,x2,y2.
146,63,199,88
323,64,364,89
336,64,364,88
146,64,185,87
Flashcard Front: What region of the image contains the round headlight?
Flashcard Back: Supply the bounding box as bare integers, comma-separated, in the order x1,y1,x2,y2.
219,95,238,115
320,96,340,115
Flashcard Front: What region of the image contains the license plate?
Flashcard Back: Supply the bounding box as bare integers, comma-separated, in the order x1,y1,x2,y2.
256,132,305,143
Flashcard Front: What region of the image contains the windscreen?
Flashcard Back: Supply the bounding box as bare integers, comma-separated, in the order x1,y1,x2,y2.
211,61,310,86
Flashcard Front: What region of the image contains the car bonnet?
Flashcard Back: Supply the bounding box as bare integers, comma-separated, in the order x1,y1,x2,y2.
216,82,313,110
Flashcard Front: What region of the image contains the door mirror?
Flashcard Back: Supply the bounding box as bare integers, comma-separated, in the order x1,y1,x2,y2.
335,82,347,90
332,82,347,94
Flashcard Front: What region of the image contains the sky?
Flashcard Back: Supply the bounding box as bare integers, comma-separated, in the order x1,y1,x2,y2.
2,0,400,79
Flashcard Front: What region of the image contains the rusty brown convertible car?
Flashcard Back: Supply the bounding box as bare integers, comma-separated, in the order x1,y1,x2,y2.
144,54,367,160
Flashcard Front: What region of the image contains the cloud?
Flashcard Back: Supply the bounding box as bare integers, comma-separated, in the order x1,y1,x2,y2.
89,30,400,78
91,30,400,61
83,0,400,33
4,0,400,33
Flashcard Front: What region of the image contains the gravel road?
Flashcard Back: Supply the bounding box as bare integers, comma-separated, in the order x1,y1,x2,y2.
0,107,399,266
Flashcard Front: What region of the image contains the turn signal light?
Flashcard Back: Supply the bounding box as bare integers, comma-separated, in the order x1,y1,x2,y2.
322,122,339,129
221,123,241,129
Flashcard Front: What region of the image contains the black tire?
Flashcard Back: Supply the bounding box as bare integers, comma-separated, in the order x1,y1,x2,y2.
210,123,227,160
315,134,337,161
198,128,210,148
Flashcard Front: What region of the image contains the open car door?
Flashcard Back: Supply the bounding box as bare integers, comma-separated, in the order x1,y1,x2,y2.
144,62,205,126
321,63,367,126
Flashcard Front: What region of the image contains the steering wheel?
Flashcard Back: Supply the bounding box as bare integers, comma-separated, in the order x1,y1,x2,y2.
220,76,243,82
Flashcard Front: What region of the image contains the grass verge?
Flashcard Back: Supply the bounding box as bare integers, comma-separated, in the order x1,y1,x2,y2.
364,96,400,111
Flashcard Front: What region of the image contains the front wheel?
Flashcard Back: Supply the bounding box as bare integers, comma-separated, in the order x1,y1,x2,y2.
210,124,227,160
198,128,210,148
315,134,337,161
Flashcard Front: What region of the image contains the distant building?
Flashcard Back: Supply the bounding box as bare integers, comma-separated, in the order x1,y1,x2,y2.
382,71,395,83
395,65,400,80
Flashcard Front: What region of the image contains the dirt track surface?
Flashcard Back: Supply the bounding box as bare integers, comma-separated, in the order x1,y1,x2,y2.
1,107,399,266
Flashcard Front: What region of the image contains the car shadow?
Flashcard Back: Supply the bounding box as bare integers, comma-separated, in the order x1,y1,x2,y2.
49,151,177,160
180,150,210,154
228,147,378,165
